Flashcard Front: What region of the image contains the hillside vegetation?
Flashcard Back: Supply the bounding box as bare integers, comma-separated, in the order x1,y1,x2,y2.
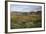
11,11,42,29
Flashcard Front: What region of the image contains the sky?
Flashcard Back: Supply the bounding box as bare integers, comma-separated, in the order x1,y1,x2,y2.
10,4,42,12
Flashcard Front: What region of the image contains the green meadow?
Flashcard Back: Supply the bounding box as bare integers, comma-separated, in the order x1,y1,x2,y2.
11,11,42,29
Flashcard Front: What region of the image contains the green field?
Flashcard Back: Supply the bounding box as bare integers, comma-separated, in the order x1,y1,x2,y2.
11,14,42,29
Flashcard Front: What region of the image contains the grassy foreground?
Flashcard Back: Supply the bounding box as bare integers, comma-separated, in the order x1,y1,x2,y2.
11,14,42,29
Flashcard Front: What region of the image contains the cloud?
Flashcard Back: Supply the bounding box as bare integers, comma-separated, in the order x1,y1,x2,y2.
10,4,42,12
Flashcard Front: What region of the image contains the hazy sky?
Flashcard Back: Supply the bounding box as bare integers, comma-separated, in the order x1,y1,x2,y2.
10,4,42,12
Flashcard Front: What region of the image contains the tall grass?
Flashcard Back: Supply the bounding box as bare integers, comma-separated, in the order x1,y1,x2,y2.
11,14,41,29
